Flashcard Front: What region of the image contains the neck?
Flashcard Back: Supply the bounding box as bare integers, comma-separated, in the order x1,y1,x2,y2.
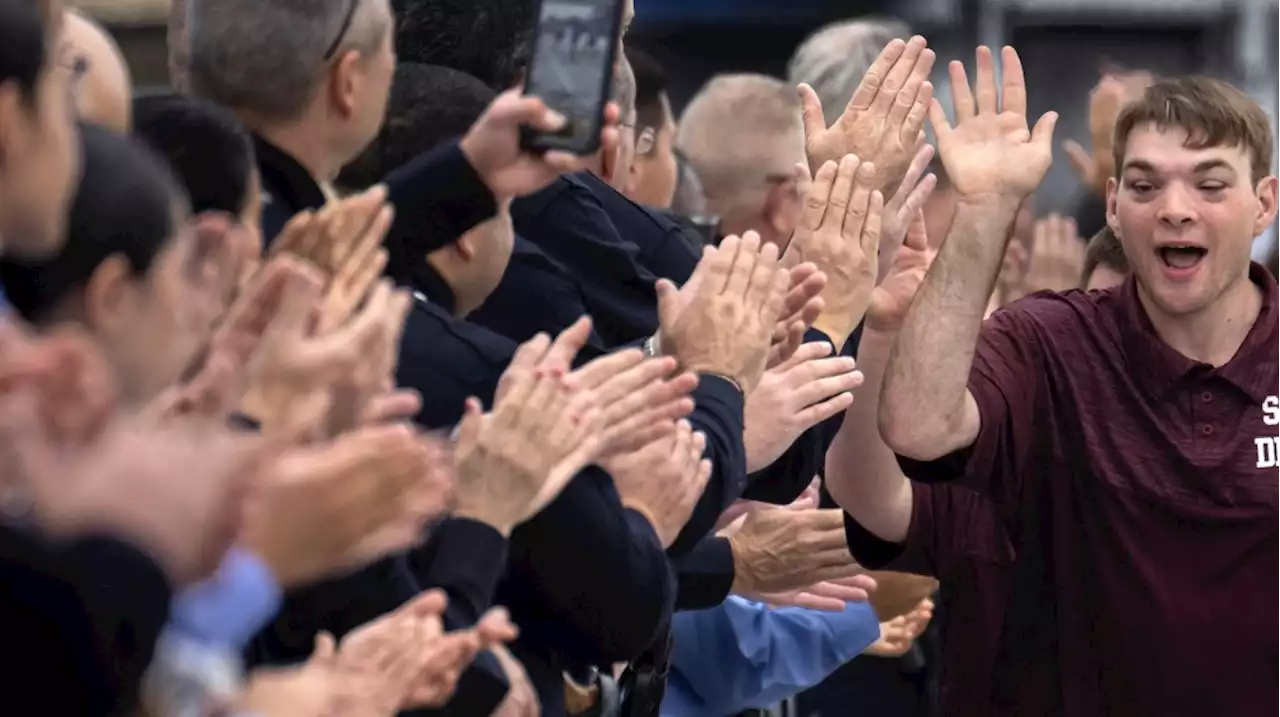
1138,268,1263,367
245,115,343,184
420,256,467,317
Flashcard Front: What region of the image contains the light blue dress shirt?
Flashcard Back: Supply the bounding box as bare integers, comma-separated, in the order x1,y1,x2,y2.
662,597,881,717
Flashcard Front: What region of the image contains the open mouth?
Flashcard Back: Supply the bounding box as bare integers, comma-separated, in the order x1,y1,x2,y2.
1158,246,1207,270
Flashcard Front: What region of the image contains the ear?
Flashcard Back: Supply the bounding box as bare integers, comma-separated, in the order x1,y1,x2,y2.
1253,176,1278,236
327,50,362,119
453,229,478,263
83,253,135,334
1105,176,1121,237
763,180,798,237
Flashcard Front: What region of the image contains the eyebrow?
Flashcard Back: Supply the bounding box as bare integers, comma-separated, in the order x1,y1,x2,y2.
1121,159,1238,175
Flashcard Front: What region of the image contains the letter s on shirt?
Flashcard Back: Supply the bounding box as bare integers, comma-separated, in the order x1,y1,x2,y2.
1263,395,1280,427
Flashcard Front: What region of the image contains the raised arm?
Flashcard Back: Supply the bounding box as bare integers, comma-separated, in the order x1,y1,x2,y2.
827,213,934,541
878,46,1057,461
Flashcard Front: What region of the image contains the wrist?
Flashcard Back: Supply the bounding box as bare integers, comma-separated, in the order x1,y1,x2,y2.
622,500,660,534
726,534,754,595
954,192,1024,217
451,503,514,537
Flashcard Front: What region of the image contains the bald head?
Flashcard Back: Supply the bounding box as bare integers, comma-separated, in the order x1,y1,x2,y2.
61,10,132,132
677,73,804,213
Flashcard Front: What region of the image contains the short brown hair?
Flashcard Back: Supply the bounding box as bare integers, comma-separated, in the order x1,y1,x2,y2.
1080,225,1129,288
1113,76,1274,184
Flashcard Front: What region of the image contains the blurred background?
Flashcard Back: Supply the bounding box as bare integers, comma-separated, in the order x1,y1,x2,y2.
82,0,1278,240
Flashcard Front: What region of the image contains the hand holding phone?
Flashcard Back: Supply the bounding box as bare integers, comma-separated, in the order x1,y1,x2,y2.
460,89,621,199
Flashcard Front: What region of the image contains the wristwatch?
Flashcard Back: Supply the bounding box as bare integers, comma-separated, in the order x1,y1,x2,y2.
643,333,662,359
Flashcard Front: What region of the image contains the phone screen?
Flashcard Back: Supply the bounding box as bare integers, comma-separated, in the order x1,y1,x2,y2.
524,0,619,153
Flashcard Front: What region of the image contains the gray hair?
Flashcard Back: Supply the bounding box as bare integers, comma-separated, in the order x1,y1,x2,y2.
676,73,804,211
787,17,911,126
187,0,387,120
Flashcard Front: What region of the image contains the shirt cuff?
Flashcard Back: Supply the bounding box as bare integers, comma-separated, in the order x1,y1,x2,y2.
169,548,282,649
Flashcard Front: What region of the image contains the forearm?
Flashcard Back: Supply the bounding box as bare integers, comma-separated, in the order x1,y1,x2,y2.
880,198,1018,458
668,375,747,557
826,327,913,542
508,469,676,662
410,517,509,627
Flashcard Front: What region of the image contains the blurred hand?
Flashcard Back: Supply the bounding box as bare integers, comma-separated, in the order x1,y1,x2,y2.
271,187,394,333
1063,70,1154,196
744,342,862,472
866,211,936,333
240,426,451,587
863,598,935,657
602,419,713,548
452,325,611,535
930,46,1057,203
1,404,266,586
322,282,413,438
490,645,539,717
656,233,790,394
784,155,885,349
765,261,828,369
1020,213,1086,295
799,36,935,190
878,144,937,278
729,504,864,598
237,663,348,717
159,256,309,424
461,89,621,198
404,606,518,708
335,591,450,715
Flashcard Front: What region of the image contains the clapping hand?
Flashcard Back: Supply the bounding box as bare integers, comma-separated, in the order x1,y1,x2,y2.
799,36,935,190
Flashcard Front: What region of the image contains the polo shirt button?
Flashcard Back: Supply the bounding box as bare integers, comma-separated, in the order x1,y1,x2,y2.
1201,424,1215,436
1202,392,1213,403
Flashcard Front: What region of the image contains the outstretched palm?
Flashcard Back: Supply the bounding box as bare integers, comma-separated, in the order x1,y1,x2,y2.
930,46,1057,200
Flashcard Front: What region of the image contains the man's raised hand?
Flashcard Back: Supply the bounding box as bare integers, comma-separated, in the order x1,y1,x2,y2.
931,46,1057,204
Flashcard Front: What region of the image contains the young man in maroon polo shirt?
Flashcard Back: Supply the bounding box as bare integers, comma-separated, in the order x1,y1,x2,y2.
863,45,1277,716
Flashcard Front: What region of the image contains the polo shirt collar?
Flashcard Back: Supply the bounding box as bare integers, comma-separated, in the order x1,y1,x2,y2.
253,133,327,215
1120,262,1277,403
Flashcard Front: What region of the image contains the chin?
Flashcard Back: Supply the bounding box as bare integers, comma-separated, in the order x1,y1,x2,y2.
1134,267,1213,316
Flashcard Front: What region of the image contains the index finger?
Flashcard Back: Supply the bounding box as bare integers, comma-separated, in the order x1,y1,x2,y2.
826,155,859,232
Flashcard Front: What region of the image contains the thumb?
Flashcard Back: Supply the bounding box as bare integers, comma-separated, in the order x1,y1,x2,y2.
1032,111,1059,150
312,631,337,662
455,397,484,450
655,278,680,329
797,83,827,142
500,92,566,133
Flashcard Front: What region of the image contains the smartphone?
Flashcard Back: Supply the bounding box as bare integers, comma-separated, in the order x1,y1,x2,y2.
520,0,625,155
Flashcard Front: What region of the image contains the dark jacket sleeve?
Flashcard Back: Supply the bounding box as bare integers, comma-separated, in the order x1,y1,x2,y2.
667,374,747,557
0,527,172,716
246,556,420,667
407,519,513,716
503,466,676,665
384,139,498,254
673,537,736,611
742,324,865,505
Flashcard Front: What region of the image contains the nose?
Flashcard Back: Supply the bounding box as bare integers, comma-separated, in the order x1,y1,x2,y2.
1155,183,1198,228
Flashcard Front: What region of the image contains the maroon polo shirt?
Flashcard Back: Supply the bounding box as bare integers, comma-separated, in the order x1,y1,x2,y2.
859,262,1278,716
844,482,1015,717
